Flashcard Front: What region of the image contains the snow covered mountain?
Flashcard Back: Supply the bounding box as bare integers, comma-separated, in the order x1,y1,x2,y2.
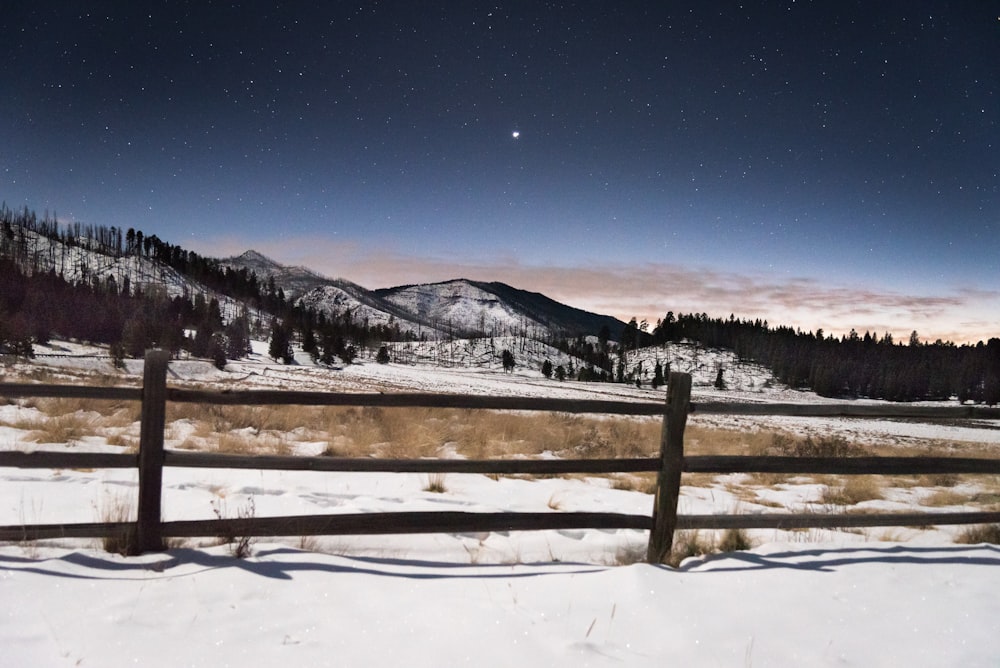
3,220,627,343
220,250,333,298
375,279,625,339
223,251,626,340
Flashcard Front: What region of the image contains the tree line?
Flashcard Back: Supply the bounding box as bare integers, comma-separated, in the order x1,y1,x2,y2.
641,311,999,404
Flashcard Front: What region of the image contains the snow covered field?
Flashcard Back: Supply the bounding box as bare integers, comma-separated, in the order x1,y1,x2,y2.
2,341,1000,666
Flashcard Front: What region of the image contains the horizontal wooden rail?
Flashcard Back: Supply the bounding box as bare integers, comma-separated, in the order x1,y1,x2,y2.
166,387,666,415
8,508,1000,542
0,382,141,402
4,382,999,419
0,512,651,541
161,511,653,537
163,451,661,474
679,510,1000,531
0,521,133,541
683,455,1000,475
691,401,1000,419
0,451,137,469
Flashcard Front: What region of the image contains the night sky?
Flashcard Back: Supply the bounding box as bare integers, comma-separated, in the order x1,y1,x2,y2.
3,2,998,343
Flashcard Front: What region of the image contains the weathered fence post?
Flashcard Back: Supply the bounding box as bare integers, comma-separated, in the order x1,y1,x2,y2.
647,372,692,564
133,349,170,554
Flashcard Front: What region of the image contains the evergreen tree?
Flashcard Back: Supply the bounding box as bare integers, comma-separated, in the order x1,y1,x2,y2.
714,366,726,390
652,361,664,389
210,333,227,370
224,312,252,359
501,349,515,373
541,359,553,378
268,319,293,364
376,345,391,364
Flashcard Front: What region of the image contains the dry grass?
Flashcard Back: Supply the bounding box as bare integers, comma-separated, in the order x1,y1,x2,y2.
667,530,716,567
98,492,135,555
612,540,649,565
717,527,754,553
215,431,291,456
210,496,257,558
820,476,884,506
423,473,448,493
104,433,139,452
313,407,662,461
954,524,1000,545
610,474,658,494
167,402,321,437
920,489,972,507
20,413,100,446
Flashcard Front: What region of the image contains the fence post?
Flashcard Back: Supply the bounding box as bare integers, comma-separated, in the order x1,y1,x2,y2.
133,349,170,554
647,372,692,564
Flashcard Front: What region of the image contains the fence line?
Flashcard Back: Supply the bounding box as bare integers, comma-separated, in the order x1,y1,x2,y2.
1,349,999,561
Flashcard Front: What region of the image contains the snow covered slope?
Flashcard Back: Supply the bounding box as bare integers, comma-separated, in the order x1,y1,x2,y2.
375,278,625,339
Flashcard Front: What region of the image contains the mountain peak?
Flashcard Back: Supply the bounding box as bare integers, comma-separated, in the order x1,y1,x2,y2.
228,249,281,269
238,249,273,262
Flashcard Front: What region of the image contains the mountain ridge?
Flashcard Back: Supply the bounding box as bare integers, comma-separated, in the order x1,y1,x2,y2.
222,251,627,340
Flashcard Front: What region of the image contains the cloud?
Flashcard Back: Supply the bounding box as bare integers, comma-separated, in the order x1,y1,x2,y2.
192,235,1000,345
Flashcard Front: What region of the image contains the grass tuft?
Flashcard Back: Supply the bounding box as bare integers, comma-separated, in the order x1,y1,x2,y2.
423,473,448,493
98,492,136,555
820,476,884,506
717,527,754,553
954,524,1000,545
667,530,716,567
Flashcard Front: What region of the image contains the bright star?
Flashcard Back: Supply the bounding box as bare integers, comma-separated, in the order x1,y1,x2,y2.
511,131,520,139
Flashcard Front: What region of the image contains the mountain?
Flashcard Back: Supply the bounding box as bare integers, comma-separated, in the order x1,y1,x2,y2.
374,279,625,339
220,250,331,299
222,250,625,340
1,212,625,344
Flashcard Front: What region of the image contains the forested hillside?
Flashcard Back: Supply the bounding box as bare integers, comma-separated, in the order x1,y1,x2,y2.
0,205,417,367
634,312,1000,404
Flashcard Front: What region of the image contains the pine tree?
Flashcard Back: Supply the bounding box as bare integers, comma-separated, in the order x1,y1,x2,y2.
652,361,664,389
501,349,515,373
714,366,726,390
268,319,293,364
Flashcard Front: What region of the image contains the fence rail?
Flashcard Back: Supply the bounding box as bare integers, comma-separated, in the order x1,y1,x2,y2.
2,349,999,561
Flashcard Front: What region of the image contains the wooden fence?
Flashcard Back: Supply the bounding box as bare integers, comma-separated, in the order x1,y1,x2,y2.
2,349,1000,563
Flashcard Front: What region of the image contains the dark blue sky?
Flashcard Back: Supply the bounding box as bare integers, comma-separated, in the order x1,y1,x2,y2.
2,2,998,342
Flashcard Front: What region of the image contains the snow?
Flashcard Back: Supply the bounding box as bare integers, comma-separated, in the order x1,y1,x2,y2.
380,279,524,335
3,341,1000,665
2,542,998,666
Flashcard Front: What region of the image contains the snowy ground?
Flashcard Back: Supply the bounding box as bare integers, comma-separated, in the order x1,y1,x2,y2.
3,340,1000,666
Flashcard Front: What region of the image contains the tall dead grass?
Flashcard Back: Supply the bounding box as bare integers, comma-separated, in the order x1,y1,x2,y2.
314,407,661,460
19,413,100,446
819,476,884,505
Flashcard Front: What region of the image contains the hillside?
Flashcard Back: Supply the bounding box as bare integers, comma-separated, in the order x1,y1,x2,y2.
376,279,625,340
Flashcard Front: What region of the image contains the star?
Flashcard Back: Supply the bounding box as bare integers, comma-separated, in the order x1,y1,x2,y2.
511,131,520,139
